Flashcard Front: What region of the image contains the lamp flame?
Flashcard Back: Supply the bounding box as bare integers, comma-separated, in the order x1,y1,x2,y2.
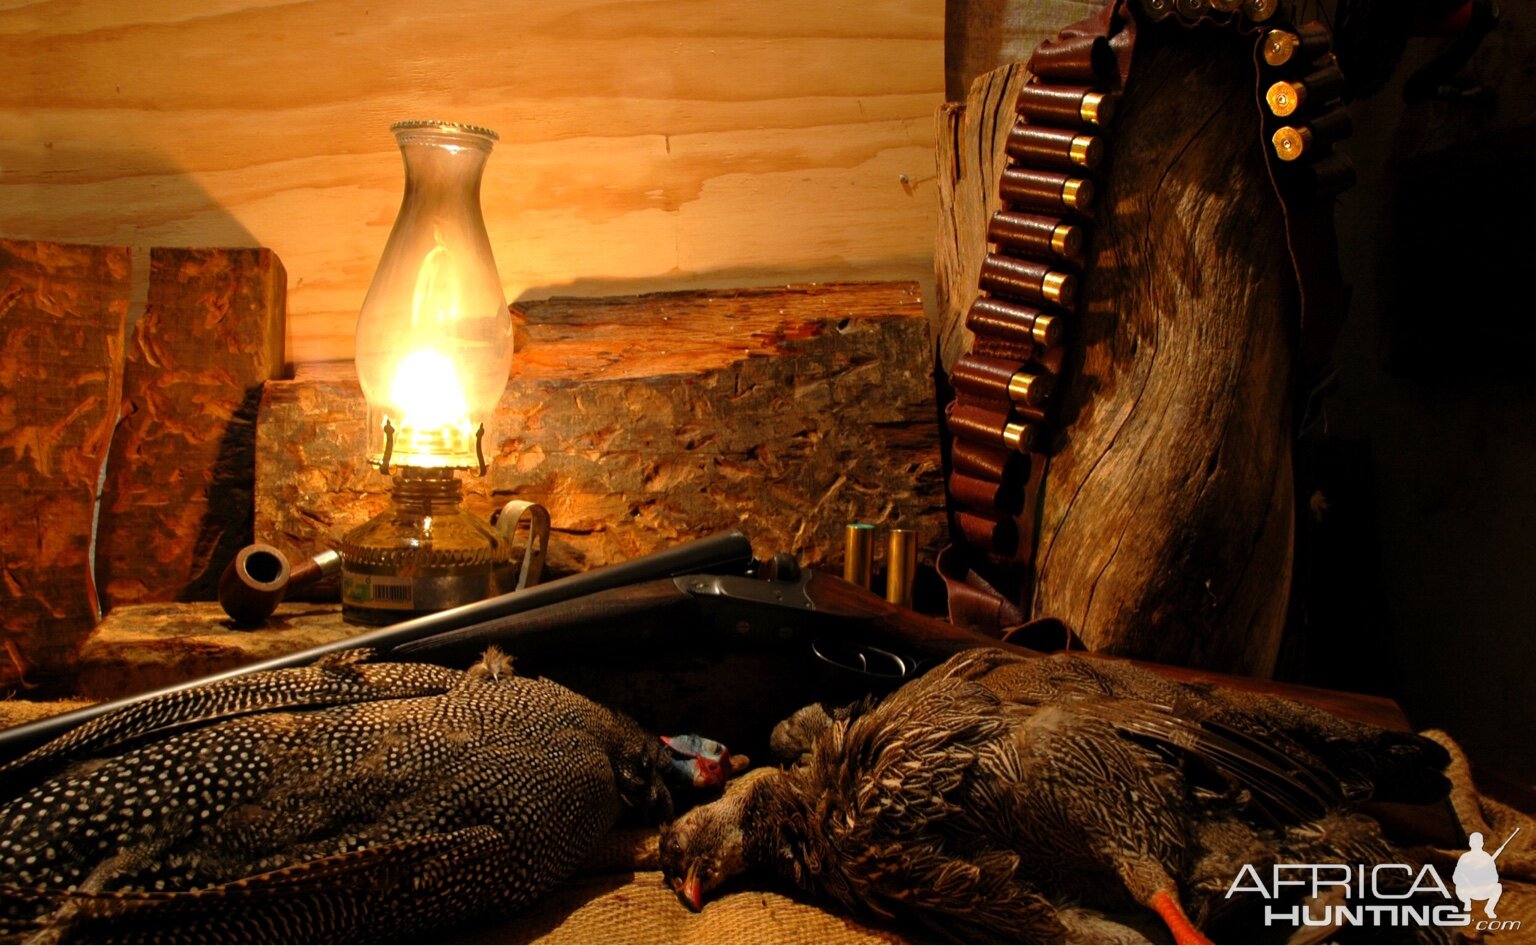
386,349,474,459
381,230,477,461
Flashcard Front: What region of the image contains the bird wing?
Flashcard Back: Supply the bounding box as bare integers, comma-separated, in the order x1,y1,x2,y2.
927,649,1363,822
1060,693,1344,824
827,677,1014,828
0,650,462,789
14,824,521,943
950,649,1450,806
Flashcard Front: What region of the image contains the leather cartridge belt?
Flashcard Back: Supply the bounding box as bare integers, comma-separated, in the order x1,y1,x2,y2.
941,0,1355,621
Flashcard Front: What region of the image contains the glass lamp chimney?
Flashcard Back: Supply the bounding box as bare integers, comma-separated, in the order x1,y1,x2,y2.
354,120,513,470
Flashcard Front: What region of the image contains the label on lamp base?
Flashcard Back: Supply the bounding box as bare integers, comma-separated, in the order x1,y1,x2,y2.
340,560,510,626
342,572,416,610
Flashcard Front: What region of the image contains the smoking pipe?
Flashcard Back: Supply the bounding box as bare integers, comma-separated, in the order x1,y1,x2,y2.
218,543,342,626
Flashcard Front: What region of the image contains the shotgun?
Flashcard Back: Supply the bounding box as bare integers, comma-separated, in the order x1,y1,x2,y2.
392,564,1024,760
394,565,1040,680
394,565,1411,748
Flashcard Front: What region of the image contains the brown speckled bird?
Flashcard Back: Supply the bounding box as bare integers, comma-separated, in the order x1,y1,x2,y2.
660,648,1453,945
0,646,695,944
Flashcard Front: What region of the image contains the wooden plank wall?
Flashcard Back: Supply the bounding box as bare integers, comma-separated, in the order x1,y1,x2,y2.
0,0,944,366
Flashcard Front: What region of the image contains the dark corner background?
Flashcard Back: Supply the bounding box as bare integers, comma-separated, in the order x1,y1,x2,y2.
1319,0,1536,783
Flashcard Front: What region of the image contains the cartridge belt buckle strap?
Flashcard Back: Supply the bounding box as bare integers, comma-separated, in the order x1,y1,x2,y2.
938,0,1354,639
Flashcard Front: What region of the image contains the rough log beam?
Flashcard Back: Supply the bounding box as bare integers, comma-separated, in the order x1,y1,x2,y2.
256,282,945,582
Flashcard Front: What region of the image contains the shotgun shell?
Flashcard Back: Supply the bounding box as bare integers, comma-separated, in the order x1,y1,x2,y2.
948,402,1041,452
988,211,1083,260
966,297,1063,348
843,522,875,589
952,355,1053,407
1006,124,1104,171
1211,0,1242,12
1079,91,1114,126
1009,372,1050,406
1017,83,1117,128
1272,109,1352,163
1263,22,1331,67
1001,421,1034,451
1272,126,1310,161
1061,178,1093,211
1266,65,1345,117
1243,0,1278,22
1271,105,1357,159
1000,168,1096,214
980,254,1078,307
1175,0,1210,18
1068,135,1099,168
1043,271,1074,304
1264,29,1299,66
1139,0,1174,21
1266,80,1304,117
885,528,919,608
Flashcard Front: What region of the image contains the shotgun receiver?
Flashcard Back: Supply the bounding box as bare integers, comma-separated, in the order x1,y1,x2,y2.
394,565,1032,759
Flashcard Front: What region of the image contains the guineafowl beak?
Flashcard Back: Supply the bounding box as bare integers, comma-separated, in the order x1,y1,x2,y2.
674,864,703,912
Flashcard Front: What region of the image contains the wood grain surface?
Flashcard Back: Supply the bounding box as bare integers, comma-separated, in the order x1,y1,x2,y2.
0,239,130,687
96,247,287,609
1034,30,1297,676
255,282,945,581
0,0,944,365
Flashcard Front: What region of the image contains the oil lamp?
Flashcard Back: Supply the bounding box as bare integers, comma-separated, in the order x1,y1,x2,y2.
339,120,544,625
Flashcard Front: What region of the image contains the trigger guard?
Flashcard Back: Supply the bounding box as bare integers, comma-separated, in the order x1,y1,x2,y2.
809,639,916,681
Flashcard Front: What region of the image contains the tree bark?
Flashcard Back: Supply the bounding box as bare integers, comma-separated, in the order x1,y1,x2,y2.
96,247,287,608
0,239,130,686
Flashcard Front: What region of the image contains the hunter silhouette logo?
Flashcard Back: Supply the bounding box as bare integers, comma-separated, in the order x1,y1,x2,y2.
1455,828,1519,920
